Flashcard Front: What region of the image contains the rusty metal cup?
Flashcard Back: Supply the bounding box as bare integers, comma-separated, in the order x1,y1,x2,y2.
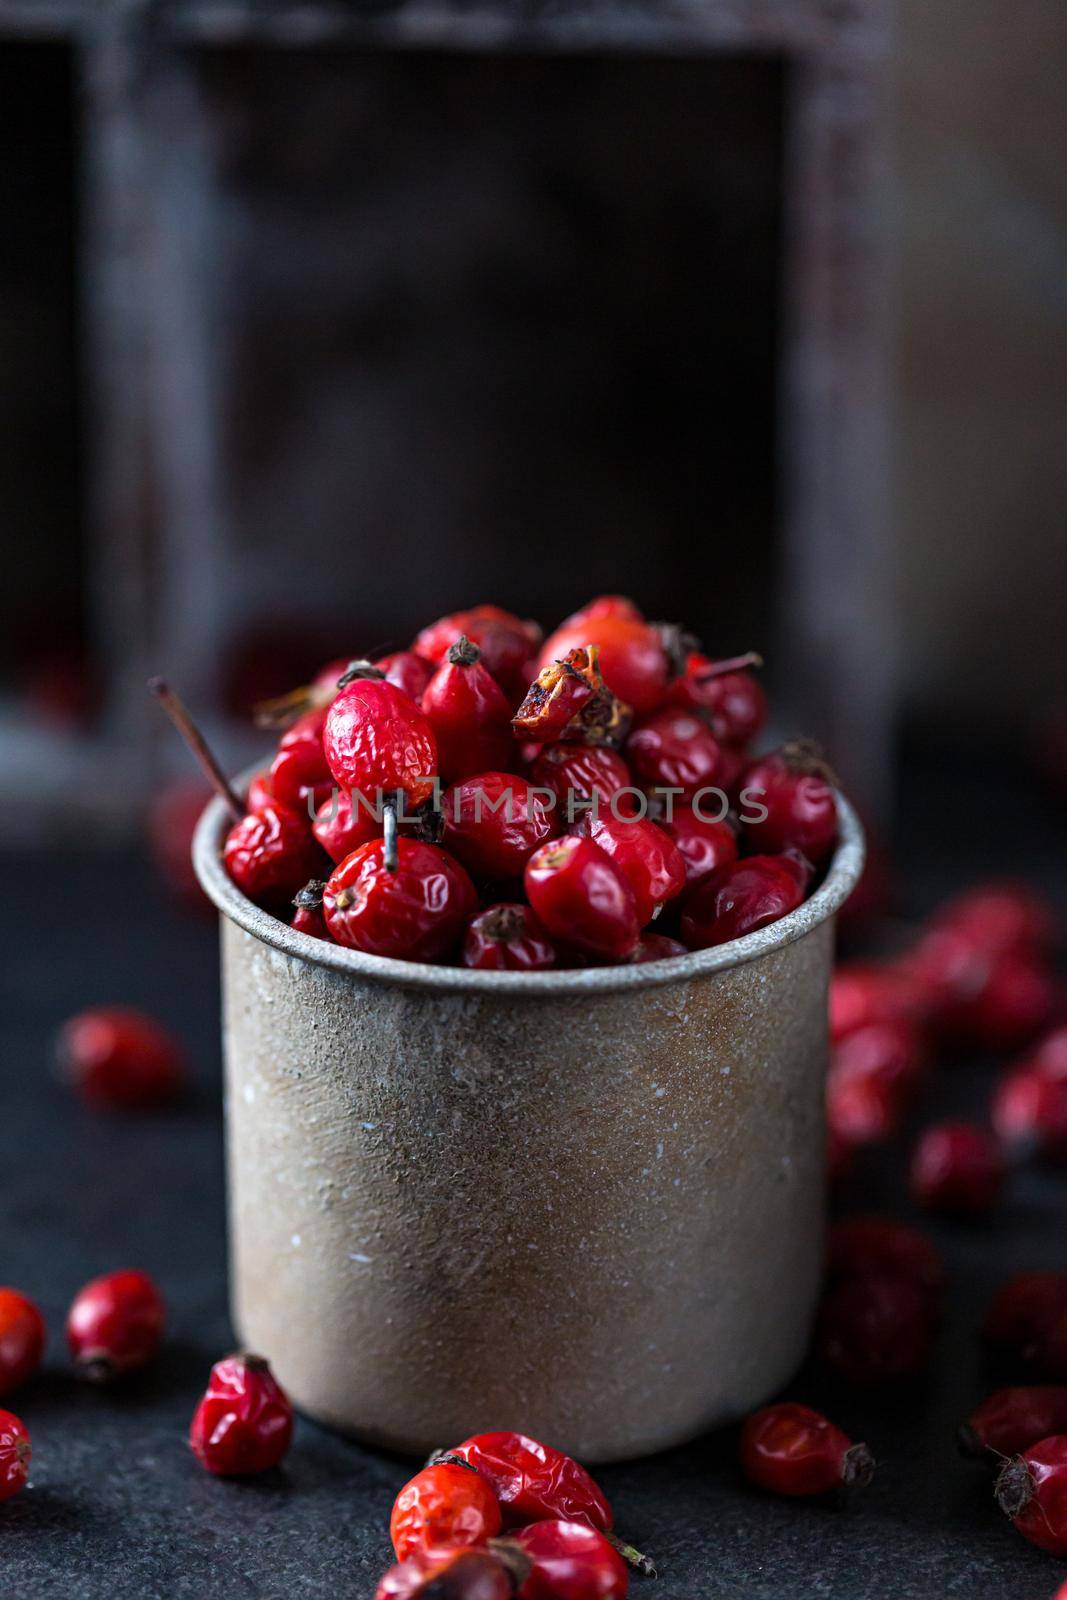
194,791,863,1462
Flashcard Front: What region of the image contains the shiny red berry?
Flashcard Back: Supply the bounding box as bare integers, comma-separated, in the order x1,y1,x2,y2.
631,933,688,963
827,1020,928,1140
742,749,838,866
577,814,686,927
680,855,806,950
323,839,477,961
375,1546,521,1600
269,706,333,813
423,638,515,783
442,773,559,881
391,1459,503,1563
512,1520,628,1600
376,650,435,703
996,1434,1067,1557
826,1216,944,1299
626,707,723,796
0,1289,45,1398
67,1269,165,1381
531,745,638,824
960,1387,1067,1459
952,952,1059,1051
246,769,275,813
668,652,767,745
826,1067,902,1149
658,804,737,890
829,963,922,1043
539,613,669,716
290,879,329,940
0,1411,31,1502
189,1352,293,1476
739,1402,874,1497
817,1273,933,1385
463,905,558,971
312,789,382,862
933,881,1058,961
993,1068,1067,1162
561,596,643,628
323,678,438,806
415,606,542,700
525,837,640,962
451,1432,613,1533
57,1006,185,1108
910,1121,1005,1215
223,803,326,912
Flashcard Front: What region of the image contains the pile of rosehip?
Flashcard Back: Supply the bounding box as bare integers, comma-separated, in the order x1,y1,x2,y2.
221,597,840,966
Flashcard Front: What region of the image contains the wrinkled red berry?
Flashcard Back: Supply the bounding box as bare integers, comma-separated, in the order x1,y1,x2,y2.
658,804,737,890
996,1434,1067,1557
512,647,619,745
631,933,688,963
817,1273,933,1384
463,905,557,971
0,1289,45,1398
826,1216,944,1298
269,706,333,813
0,1410,31,1502
960,1387,1067,1459
376,650,434,703
680,855,806,950
539,614,669,716
224,803,326,912
290,879,329,940
246,769,275,812
189,1352,293,1476
57,1006,185,1108
668,652,767,745
525,837,640,962
66,1269,165,1381
512,1520,629,1600
323,678,438,806
910,1122,1004,1215
324,840,477,962
740,1402,874,1497
531,745,638,824
391,1459,503,1562
375,1546,520,1600
742,750,838,866
312,789,382,862
423,638,515,783
577,815,685,927
442,773,559,881
451,1431,613,1533
415,606,542,700
626,708,723,797
993,1068,1067,1162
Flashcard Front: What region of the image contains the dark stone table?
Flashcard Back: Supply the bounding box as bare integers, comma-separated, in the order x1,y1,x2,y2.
2,736,1065,1597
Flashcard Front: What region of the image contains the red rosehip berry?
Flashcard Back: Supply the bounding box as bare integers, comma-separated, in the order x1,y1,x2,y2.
658,804,737,890
826,1216,944,1299
993,1068,1067,1162
561,596,643,628
996,1434,1067,1557
375,650,435,703
910,1122,1005,1216
826,1020,928,1149
375,1546,522,1600
739,1402,874,1497
511,1520,629,1600
246,769,275,812
323,839,477,962
531,745,638,824
290,879,329,940
442,773,559,882
539,613,670,716
189,1352,293,1476
312,789,382,863
390,1458,504,1563
934,881,1058,961
512,646,623,746
463,905,558,971
742,749,838,866
631,932,688,963
826,1067,902,1149
415,606,542,701
56,1006,185,1108
323,678,438,807
960,1387,1067,1459
268,706,333,813
679,855,807,950
525,837,640,962
0,1410,31,1502
223,803,326,913
817,1273,933,1385
423,638,516,783
66,1269,165,1381
958,953,1060,1051
0,1289,46,1398
626,707,723,797
668,651,768,746
450,1431,613,1533
984,1274,1067,1361
829,962,923,1043
576,814,686,927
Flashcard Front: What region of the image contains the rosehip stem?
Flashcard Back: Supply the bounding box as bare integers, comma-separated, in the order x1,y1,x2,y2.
605,1531,657,1578
148,678,244,823
383,792,399,873
694,650,763,684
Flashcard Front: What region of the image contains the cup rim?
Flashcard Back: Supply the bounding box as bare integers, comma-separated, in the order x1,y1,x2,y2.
193,771,865,996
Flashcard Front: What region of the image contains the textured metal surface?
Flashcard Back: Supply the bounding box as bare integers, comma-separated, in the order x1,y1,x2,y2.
197,793,862,1460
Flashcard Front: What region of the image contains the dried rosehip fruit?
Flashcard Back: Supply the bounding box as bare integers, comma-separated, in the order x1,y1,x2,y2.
626,707,723,796
324,840,477,962
512,648,602,744
631,933,688,963
933,881,1058,961
57,1006,186,1108
223,803,326,913
375,1546,523,1600
451,1431,613,1533
463,905,558,971
829,963,923,1043
0,1289,46,1398
189,1352,292,1476
577,814,686,927
422,638,515,782
910,1122,1005,1216
312,789,382,863
512,1520,629,1600
960,1387,1067,1459
668,651,767,746
323,678,438,806
539,613,670,716
740,1402,874,1497
525,836,640,962
531,745,638,824
415,606,541,699
290,879,329,940
996,1434,1067,1557
680,856,806,950
67,1269,165,1380
390,1458,503,1563
658,804,738,890
376,650,434,703
0,1410,31,1502
442,773,559,882
268,706,333,813
742,748,838,866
